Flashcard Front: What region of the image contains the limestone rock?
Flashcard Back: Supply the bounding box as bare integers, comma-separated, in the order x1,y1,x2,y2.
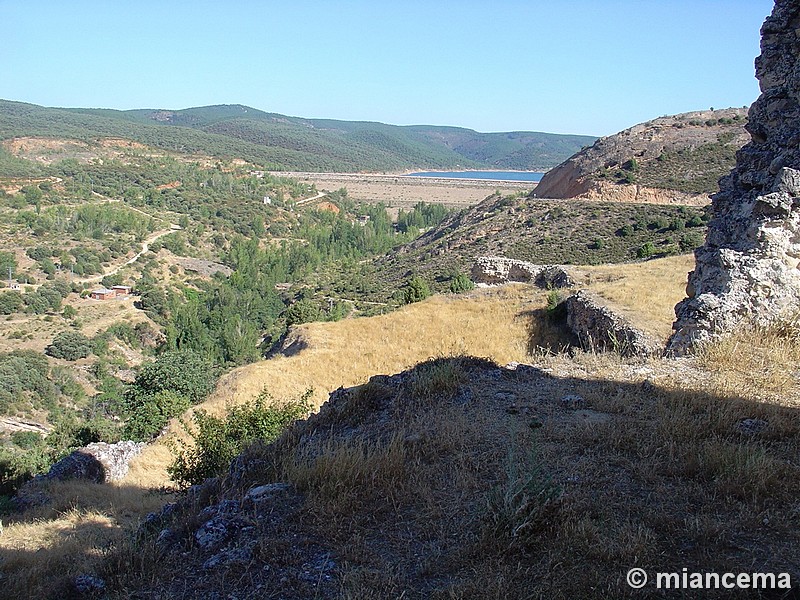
471,256,575,288
565,290,661,357
47,440,145,483
669,0,800,354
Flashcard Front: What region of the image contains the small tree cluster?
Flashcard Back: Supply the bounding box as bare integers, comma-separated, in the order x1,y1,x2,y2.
168,388,311,488
45,331,92,361
403,276,430,304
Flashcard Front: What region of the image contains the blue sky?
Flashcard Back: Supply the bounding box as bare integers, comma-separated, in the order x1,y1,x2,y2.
1,0,774,136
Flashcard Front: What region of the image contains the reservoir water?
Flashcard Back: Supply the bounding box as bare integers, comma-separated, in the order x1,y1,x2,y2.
404,170,544,182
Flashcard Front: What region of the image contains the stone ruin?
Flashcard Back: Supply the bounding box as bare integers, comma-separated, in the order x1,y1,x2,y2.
669,0,800,354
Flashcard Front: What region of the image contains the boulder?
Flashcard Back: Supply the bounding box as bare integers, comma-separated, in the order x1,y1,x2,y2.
471,256,575,288
565,290,661,357
30,441,144,485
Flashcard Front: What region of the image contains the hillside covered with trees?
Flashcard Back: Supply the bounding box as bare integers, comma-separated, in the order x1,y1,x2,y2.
0,100,596,173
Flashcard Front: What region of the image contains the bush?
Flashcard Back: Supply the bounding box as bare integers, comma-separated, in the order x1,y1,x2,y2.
11,430,43,449
617,224,634,237
123,390,191,441
679,231,706,252
45,330,92,360
449,273,475,294
636,242,657,259
686,215,705,228
285,299,320,326
403,276,430,304
168,388,311,488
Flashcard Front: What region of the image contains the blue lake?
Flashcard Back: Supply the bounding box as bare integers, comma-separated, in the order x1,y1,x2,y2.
404,170,544,182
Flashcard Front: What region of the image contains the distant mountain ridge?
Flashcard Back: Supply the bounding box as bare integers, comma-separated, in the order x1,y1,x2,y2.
0,100,596,172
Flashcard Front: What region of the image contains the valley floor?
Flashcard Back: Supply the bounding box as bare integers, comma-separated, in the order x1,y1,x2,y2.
275,171,534,213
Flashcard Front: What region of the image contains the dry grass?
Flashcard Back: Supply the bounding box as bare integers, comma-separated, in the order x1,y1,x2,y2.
697,317,800,405
126,285,536,486
117,348,800,599
0,480,170,599
9,254,800,598
578,253,694,340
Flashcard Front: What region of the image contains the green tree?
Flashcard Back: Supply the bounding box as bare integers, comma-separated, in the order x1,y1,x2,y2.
45,331,92,361
128,350,216,405
449,273,475,294
0,251,16,280
285,299,320,326
636,241,657,259
123,390,191,441
0,292,23,315
403,276,431,304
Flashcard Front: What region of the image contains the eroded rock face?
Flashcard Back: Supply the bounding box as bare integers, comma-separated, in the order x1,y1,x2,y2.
565,290,661,357
471,256,574,288
533,108,748,201
669,0,800,354
44,441,145,483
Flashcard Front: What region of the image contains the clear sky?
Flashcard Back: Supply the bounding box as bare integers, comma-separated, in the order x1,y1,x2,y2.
1,0,774,137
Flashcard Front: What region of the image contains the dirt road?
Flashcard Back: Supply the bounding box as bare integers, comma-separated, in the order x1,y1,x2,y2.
76,225,181,285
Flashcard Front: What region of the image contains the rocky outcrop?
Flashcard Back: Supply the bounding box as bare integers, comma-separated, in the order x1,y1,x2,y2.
45,441,145,483
669,0,800,353
565,291,661,357
14,441,145,510
534,108,749,200
471,256,575,288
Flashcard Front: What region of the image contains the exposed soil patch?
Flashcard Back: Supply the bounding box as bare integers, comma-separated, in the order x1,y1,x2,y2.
278,172,534,210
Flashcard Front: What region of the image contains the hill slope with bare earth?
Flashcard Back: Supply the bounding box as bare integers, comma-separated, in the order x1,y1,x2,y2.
535,108,750,203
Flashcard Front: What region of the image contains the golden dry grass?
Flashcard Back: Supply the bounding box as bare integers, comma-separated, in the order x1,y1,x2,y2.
579,254,694,341
11,251,800,599
0,480,169,599
126,285,537,487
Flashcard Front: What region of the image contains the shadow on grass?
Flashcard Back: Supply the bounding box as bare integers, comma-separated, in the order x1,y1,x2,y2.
3,355,800,599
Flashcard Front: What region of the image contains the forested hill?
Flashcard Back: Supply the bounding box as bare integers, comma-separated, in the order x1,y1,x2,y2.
0,100,595,172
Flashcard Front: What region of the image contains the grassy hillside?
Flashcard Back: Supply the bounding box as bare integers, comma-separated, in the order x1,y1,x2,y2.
0,100,596,173
319,193,708,304
536,108,749,199
3,266,798,598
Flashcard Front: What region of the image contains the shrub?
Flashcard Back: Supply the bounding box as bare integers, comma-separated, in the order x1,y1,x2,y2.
636,242,657,259
686,215,705,228
45,330,92,360
403,276,430,304
11,430,43,449
486,439,561,546
449,273,475,294
123,390,191,441
285,299,320,326
679,231,706,252
168,388,311,488
409,357,466,402
617,224,634,237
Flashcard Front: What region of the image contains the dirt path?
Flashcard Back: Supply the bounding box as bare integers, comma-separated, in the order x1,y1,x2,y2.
75,225,181,285
294,191,328,206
